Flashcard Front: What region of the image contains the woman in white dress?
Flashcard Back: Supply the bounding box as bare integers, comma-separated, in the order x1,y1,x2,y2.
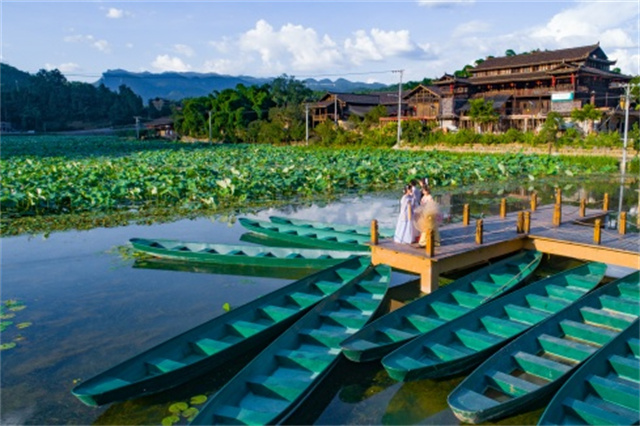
394,185,418,244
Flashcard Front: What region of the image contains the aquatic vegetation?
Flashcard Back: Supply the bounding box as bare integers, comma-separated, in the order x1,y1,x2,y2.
168,402,189,414
1,136,621,236
1,342,17,351
0,299,30,350
189,395,207,405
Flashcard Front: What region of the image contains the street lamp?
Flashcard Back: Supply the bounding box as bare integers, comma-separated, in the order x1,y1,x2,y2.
392,69,404,146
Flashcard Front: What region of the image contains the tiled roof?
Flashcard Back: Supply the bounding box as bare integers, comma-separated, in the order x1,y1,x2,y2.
473,44,602,72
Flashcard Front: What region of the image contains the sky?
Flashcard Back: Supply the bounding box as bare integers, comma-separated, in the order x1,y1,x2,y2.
1,0,639,85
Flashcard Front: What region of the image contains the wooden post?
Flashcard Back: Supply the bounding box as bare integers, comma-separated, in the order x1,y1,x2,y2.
553,203,562,226
463,204,470,226
619,212,627,235
555,187,562,205
594,219,601,244
425,229,434,257
603,193,609,211
524,211,531,233
475,219,483,245
579,199,586,217
530,192,537,212
370,219,378,245
516,211,524,233
500,198,507,218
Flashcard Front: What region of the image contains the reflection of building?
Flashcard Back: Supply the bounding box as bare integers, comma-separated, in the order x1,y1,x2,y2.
310,44,636,133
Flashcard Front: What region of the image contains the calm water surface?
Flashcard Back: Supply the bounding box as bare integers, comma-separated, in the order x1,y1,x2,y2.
1,177,637,425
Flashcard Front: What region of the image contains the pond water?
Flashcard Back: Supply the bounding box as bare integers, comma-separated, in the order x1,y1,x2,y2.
1,176,638,425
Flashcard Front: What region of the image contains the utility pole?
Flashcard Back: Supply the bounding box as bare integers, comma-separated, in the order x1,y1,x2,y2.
305,103,309,146
334,94,338,124
208,110,213,143
134,116,141,139
392,70,404,147
618,83,632,218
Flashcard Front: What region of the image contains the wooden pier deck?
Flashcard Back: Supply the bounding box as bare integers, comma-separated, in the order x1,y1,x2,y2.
371,203,640,293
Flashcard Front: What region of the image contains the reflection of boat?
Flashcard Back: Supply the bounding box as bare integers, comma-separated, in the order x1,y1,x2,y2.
269,215,395,239
448,271,639,424
240,232,311,248
382,262,606,382
132,258,313,280
71,257,371,407
190,264,391,425
341,251,543,362
538,318,639,426
130,238,368,269
239,218,370,251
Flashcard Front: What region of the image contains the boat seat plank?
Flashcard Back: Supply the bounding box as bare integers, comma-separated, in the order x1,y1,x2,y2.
247,374,309,402
583,393,640,420
538,333,597,362
512,351,571,381
320,311,364,329
580,306,635,331
525,294,569,313
544,284,586,302
486,369,540,397
340,296,378,312
560,319,618,346
489,272,516,286
259,305,299,322
288,292,322,308
470,280,502,297
227,320,268,338
335,268,362,282
455,328,503,351
599,295,640,317
504,304,548,325
275,350,335,373
431,301,470,321
608,354,640,382
587,374,640,411
190,338,232,356
617,283,640,300
88,377,131,393
146,357,186,374
564,397,636,426
480,316,528,338
428,342,474,361
379,327,417,343
300,328,345,348
564,274,600,290
404,314,445,333
313,281,343,295
214,404,279,425
356,281,387,297
451,290,487,309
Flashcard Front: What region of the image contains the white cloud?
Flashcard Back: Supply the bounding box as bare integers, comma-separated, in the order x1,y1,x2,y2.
105,7,131,19
209,37,231,54
418,0,475,7
151,54,191,72
237,19,342,73
344,28,424,65
45,62,80,73
452,20,491,38
63,34,111,53
172,44,195,57
202,58,242,75
609,49,640,76
126,42,134,49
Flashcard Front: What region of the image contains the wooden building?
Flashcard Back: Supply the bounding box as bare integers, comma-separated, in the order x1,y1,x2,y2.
309,92,408,126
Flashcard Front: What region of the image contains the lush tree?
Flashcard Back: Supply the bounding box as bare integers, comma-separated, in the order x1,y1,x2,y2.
505,49,517,57
540,111,564,154
571,103,602,133
469,98,499,133
270,74,312,108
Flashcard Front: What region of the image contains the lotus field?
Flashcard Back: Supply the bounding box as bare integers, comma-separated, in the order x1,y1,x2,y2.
1,136,618,224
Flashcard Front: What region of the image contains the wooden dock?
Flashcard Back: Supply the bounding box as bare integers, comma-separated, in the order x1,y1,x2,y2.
371,203,640,293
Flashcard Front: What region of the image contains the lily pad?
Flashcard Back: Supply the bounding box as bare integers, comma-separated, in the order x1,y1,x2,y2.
190,395,208,405
168,402,189,414
222,302,231,312
1,342,17,351
8,305,26,312
16,322,32,329
161,415,180,426
0,313,16,320
1,321,14,332
181,407,199,420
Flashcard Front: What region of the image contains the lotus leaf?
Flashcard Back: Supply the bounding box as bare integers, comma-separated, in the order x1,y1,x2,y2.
222,302,231,312
16,322,32,329
0,313,16,320
1,342,16,351
181,407,199,420
9,305,26,312
1,321,14,332
189,395,207,405
168,402,188,414
161,415,180,426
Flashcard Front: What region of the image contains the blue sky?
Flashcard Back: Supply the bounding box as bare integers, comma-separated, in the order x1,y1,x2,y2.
2,0,638,85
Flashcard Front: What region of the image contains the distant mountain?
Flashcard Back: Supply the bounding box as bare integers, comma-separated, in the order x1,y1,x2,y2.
96,69,387,101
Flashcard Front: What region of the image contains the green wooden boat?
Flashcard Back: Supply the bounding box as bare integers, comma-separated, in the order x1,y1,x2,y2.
190,263,391,425
269,215,395,239
71,257,371,407
129,238,369,269
382,262,607,382
238,218,371,251
447,271,639,424
538,318,639,426
340,250,543,362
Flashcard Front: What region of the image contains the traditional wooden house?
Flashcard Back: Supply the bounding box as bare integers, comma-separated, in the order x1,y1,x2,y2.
309,92,408,126
433,43,632,132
